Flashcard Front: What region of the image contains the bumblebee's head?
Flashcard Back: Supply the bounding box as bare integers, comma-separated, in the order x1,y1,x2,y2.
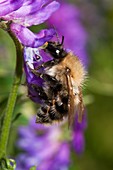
45,36,67,59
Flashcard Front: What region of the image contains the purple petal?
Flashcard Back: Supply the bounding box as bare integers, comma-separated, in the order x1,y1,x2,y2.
3,0,51,21
18,126,34,138
23,47,44,103
17,137,46,153
10,23,55,47
16,153,39,169
18,1,60,27
24,47,41,83
38,142,70,170
72,131,85,155
17,125,49,153
0,0,24,17
56,142,70,165
73,112,87,131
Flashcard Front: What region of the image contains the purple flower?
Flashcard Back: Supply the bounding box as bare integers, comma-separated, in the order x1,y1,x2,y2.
0,0,60,47
16,117,70,170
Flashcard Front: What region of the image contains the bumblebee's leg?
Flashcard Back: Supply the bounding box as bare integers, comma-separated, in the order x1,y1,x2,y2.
29,67,61,89
36,98,64,122
36,104,52,124
39,74,63,96
35,58,61,71
31,84,48,100
27,61,60,85
35,60,56,70
53,92,68,120
47,99,64,121
36,113,52,123
27,64,55,82
49,105,63,121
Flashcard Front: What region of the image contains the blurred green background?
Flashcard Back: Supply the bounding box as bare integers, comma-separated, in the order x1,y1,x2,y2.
0,1,113,170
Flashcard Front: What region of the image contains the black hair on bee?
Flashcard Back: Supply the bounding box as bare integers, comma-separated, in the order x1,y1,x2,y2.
31,36,86,127
45,36,67,59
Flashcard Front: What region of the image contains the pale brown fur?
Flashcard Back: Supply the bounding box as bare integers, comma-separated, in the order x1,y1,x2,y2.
45,52,85,125
46,52,85,88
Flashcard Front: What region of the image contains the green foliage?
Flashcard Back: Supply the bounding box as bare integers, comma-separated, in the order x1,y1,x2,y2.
30,166,37,170
0,158,16,170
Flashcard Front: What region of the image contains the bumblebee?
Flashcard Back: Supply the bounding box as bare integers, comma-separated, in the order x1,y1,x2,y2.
31,37,86,127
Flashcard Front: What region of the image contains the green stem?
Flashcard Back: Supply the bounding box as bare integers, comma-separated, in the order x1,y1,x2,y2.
0,27,23,158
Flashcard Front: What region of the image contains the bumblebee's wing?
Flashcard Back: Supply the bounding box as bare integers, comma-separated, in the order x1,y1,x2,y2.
77,86,84,122
65,68,76,127
65,69,84,127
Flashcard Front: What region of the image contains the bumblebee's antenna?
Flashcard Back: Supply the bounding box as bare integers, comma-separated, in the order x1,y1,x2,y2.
52,25,64,45
61,36,64,45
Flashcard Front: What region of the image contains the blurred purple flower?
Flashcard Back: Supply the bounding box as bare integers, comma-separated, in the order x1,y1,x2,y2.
16,114,87,169
0,0,60,47
16,117,70,170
